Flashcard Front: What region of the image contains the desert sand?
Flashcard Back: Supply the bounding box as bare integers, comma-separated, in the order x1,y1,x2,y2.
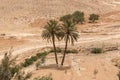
0,0,120,80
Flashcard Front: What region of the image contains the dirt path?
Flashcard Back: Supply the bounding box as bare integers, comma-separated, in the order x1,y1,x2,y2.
1,30,120,59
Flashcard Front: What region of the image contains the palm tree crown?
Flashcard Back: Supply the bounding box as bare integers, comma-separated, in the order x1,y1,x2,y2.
61,21,79,45
41,20,60,41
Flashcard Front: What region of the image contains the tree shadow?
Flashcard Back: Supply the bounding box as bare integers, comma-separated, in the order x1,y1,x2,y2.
39,64,71,70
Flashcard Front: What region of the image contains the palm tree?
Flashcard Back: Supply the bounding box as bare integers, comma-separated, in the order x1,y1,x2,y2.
60,21,79,66
41,20,60,65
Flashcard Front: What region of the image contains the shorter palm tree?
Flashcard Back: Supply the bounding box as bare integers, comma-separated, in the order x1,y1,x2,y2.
41,20,60,65
60,21,79,66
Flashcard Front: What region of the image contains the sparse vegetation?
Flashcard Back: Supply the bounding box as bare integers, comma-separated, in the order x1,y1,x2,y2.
91,48,102,54
36,60,42,70
22,51,48,67
34,74,53,80
72,11,85,24
60,14,72,23
13,71,32,80
30,56,38,61
50,47,78,54
60,11,85,24
50,47,62,53
89,14,99,23
0,52,31,80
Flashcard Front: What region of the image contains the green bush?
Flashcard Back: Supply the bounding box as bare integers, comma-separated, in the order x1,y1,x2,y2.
36,52,48,58
89,14,99,23
36,53,43,58
50,47,62,53
72,11,85,24
91,48,102,54
34,75,53,80
60,14,72,23
60,11,85,24
50,47,78,54
22,51,48,67
66,49,78,54
22,58,33,67
30,56,38,61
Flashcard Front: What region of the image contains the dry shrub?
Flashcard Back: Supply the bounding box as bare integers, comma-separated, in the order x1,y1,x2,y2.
111,57,120,68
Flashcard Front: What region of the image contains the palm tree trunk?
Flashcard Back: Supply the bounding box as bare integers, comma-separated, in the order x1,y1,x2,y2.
52,35,58,65
61,35,69,66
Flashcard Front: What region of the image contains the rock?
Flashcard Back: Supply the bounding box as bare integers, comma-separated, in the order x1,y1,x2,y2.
0,33,5,36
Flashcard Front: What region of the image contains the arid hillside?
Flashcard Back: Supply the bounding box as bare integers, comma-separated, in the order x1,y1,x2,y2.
0,0,120,19
0,0,120,29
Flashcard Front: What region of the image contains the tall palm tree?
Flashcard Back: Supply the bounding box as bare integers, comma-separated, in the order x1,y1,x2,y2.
60,21,79,66
41,20,60,65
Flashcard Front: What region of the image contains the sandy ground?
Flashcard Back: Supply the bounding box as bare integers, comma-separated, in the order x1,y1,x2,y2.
0,0,120,80
0,21,120,80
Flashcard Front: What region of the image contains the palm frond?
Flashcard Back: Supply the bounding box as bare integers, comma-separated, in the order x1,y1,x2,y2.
41,20,62,42
61,21,79,45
